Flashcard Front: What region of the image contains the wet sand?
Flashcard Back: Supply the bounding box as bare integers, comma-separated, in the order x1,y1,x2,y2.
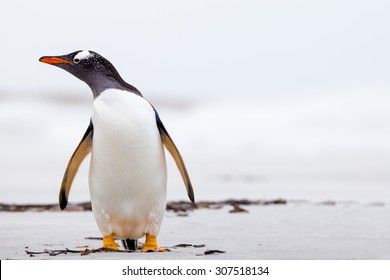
1,201,389,260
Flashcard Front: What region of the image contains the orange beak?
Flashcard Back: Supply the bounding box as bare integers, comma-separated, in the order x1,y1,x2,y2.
39,57,72,65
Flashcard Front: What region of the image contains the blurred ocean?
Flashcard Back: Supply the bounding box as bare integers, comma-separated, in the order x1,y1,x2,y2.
0,89,389,204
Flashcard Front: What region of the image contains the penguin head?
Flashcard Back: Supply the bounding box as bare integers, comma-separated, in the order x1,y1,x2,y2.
39,50,139,97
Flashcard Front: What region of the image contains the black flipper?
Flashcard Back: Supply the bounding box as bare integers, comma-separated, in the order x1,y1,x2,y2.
154,109,195,202
59,120,94,210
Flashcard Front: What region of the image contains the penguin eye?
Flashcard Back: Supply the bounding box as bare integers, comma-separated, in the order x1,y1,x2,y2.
73,58,81,64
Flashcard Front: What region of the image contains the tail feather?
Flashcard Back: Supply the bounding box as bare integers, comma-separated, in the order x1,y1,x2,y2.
122,239,138,251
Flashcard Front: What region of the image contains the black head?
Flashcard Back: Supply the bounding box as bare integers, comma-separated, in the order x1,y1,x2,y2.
39,50,141,97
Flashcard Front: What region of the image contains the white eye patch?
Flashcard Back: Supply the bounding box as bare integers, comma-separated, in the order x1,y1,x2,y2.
74,50,93,61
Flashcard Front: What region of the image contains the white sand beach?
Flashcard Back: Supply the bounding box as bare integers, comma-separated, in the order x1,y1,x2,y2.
1,201,389,260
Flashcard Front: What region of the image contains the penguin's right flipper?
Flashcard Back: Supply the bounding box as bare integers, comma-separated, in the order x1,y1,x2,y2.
59,120,94,210
154,110,194,203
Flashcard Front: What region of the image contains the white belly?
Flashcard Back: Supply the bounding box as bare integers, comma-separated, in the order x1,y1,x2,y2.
89,89,167,239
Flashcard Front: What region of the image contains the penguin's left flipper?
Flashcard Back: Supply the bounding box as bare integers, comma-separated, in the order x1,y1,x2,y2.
154,110,195,203
59,120,94,210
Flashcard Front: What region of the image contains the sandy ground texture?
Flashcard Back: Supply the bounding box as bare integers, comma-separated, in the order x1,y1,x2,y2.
1,202,389,260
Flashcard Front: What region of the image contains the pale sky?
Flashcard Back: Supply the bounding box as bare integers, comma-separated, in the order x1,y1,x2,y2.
1,0,390,99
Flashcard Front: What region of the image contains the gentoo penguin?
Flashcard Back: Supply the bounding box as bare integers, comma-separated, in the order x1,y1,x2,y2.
39,50,194,252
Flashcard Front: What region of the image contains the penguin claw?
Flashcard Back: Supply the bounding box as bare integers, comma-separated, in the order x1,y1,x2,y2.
141,246,170,253
141,233,170,253
102,234,120,250
102,244,120,250
158,247,170,252
141,246,155,253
